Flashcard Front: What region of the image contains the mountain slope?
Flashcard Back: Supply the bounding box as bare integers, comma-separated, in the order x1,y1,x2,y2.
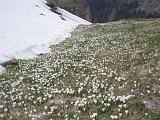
0,0,90,74
47,0,160,22
87,0,160,22
47,0,92,21
0,19,160,119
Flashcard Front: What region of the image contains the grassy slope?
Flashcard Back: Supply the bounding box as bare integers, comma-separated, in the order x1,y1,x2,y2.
0,19,160,120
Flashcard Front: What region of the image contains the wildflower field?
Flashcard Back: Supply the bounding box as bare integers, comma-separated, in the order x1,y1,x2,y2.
0,19,160,120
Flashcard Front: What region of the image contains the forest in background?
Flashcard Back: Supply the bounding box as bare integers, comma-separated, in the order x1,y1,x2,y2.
47,0,160,22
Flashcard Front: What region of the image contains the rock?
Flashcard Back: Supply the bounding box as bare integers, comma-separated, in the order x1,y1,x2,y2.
2,60,18,67
39,118,43,120
143,100,156,110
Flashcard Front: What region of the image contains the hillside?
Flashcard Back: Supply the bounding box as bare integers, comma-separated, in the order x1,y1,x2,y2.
47,0,160,22
47,0,91,21
0,19,160,119
0,0,90,74
87,0,160,22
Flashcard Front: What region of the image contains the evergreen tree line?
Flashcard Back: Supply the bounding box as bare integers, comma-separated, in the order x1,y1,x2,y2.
87,0,160,22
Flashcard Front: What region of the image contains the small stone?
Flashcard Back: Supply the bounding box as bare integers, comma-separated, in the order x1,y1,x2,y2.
39,118,43,120
143,100,156,110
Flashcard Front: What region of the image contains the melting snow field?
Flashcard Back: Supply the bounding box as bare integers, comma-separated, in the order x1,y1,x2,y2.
0,0,90,74
0,65,6,74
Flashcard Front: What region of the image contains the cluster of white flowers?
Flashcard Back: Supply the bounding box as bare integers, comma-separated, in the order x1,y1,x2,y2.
75,98,87,108
110,115,118,119
90,113,97,120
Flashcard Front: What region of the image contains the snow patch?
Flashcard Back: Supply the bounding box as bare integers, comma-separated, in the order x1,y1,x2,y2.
0,66,6,75
0,0,91,64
